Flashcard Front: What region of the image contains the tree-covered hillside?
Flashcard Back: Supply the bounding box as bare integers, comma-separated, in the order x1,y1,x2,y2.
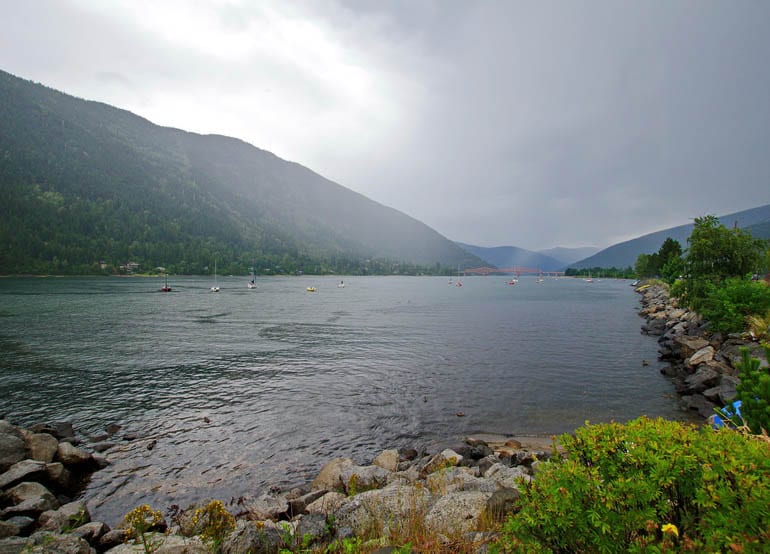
0,69,482,275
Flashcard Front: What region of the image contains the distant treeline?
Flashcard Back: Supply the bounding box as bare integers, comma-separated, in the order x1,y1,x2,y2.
564,267,635,279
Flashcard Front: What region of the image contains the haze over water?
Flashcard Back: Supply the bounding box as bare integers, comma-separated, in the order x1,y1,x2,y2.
0,275,691,524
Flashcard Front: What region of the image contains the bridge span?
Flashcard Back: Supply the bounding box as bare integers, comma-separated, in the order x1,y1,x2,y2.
463,266,565,276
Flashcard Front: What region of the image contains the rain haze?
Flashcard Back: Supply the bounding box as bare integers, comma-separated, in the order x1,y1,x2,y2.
2,0,769,251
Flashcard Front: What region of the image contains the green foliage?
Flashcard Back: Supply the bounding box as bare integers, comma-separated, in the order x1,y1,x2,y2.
694,278,770,334
494,417,770,553
676,215,767,307
633,237,683,283
734,346,770,434
563,267,635,279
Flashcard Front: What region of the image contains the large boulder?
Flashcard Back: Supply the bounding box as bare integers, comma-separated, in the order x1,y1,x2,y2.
19,531,95,554
56,443,92,466
105,534,207,553
287,490,326,517
310,458,354,492
29,423,75,442
420,449,463,476
425,467,496,494
684,367,720,393
0,521,19,539
0,421,27,473
333,483,433,536
686,346,715,369
242,494,288,521
372,449,399,472
483,464,531,490
485,487,522,522
1,482,59,517
0,460,47,490
305,492,347,516
339,465,390,494
220,520,283,554
674,336,709,358
424,491,493,534
38,501,90,532
26,434,59,464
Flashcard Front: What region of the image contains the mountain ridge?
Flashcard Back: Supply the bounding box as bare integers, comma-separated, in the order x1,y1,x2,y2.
0,69,483,274
570,204,770,269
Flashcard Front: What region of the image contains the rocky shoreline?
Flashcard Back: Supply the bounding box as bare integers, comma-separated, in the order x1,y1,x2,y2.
0,417,559,553
637,281,768,420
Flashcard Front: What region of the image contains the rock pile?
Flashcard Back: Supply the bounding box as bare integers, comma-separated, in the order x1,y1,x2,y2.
1,426,553,553
637,283,769,419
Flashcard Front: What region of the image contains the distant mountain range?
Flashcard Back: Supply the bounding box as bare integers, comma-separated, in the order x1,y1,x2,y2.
569,204,770,269
0,69,483,274
456,243,599,271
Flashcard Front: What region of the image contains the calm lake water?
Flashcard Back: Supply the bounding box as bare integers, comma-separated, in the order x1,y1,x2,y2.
0,275,690,524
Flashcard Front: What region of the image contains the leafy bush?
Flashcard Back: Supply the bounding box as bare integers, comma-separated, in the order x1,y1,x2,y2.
494,417,770,553
733,346,770,434
696,279,770,334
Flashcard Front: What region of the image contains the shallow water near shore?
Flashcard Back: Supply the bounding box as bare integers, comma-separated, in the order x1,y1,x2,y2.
0,275,692,524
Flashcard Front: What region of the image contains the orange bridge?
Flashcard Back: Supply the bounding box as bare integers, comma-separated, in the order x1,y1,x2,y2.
463,267,565,276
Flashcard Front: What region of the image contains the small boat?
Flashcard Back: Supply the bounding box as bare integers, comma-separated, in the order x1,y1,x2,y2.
456,265,463,287
508,277,518,285
337,280,345,288
160,274,172,292
248,261,257,289
585,271,593,283
211,261,220,292
306,286,317,293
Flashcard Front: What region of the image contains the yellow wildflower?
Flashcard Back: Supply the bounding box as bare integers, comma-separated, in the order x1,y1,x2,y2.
662,523,679,538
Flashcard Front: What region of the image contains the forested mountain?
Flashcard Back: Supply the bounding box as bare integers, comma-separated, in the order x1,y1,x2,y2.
0,69,483,275
456,242,565,271
570,204,770,269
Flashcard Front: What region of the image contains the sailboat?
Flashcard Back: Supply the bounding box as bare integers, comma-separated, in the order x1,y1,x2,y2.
248,261,257,289
211,261,220,292
160,274,172,292
456,265,463,287
585,271,594,283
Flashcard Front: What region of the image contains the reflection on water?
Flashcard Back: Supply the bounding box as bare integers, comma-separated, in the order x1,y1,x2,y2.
0,275,690,524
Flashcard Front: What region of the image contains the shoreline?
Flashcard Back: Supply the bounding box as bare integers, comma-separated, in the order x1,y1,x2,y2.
635,281,767,420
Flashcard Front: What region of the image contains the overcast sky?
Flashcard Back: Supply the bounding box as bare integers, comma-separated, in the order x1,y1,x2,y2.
2,1,770,250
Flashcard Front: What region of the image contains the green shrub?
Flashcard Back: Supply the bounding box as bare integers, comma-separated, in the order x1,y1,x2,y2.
494,417,770,553
696,278,770,334
733,346,770,434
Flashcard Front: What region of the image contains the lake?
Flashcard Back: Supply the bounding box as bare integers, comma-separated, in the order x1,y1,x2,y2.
0,275,690,524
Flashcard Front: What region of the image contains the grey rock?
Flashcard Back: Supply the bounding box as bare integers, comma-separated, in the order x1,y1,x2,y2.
44,462,73,491
684,367,720,393
38,500,90,532
424,491,493,534
287,489,326,517
425,467,496,494
3,517,33,535
0,536,27,554
20,531,95,553
56,443,92,466
90,442,115,453
718,375,740,404
682,395,718,418
483,464,531,490
420,449,463,476
1,482,59,517
26,434,59,464
686,346,715,368
485,488,521,522
0,422,27,473
310,458,354,492
333,484,434,536
243,494,288,521
373,449,399,472
339,464,390,494
0,522,19,540
0,460,47,490
674,336,709,358
106,534,207,553
99,529,128,549
220,520,283,554
70,521,109,543
305,492,348,516
295,513,329,545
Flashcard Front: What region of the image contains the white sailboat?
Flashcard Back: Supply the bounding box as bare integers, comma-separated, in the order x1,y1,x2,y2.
248,261,257,289
211,261,220,292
